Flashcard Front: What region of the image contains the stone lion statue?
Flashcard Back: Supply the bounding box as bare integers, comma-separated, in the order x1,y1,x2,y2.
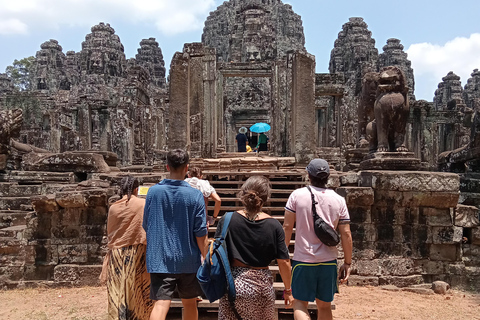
366,66,409,153
0,109,23,154
357,71,379,148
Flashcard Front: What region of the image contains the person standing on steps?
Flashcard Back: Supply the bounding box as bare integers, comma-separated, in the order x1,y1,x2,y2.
256,132,269,151
143,149,208,320
215,175,294,320
283,158,353,320
236,127,249,152
185,166,222,226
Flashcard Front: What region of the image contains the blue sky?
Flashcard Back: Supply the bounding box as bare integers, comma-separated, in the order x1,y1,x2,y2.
1,0,480,101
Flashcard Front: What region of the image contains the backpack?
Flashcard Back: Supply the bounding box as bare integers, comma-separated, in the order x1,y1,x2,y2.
307,186,341,246
196,211,236,303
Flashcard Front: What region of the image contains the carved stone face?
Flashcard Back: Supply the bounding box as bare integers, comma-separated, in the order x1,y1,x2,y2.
89,51,104,74
378,68,403,93
246,45,261,62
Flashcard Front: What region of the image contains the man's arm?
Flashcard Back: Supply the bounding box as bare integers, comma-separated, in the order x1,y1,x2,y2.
196,234,208,259
338,223,353,284
283,209,295,247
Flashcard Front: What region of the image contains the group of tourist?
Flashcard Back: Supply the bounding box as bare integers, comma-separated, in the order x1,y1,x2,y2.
101,149,353,320
236,127,269,152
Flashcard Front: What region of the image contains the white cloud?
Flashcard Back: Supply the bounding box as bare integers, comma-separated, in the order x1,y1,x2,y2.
0,0,216,35
407,34,480,100
0,19,28,35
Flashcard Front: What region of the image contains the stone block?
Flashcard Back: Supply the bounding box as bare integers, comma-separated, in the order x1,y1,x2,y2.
402,287,434,295
2,171,76,183
336,187,374,207
83,189,108,207
414,260,447,274
0,197,32,211
339,172,359,186
53,264,101,286
347,275,379,286
376,224,394,241
454,204,479,227
0,154,6,170
393,225,413,243
22,152,111,173
8,184,43,197
359,171,460,192
355,259,381,276
371,206,396,224
378,275,424,287
57,244,88,263
431,226,463,244
83,207,108,225
27,240,59,265
432,281,450,294
51,225,82,239
350,223,376,242
56,192,86,208
24,264,55,281
424,208,453,226
402,191,459,208
380,258,416,276
348,207,371,224
31,194,59,213
429,244,459,261
352,245,376,260
447,263,466,275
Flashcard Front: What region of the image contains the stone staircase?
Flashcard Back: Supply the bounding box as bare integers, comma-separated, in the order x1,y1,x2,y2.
188,168,326,318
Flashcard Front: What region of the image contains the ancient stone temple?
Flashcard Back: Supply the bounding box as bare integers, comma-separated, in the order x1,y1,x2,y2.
169,0,316,162
1,0,480,309
1,23,168,167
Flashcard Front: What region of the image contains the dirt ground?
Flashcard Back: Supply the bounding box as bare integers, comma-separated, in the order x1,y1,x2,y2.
1,285,479,320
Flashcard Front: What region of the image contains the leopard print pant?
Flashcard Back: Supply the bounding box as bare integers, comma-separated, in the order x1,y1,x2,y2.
218,267,276,320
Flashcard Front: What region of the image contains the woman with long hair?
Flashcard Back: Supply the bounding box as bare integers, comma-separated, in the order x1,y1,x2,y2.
100,175,152,320
215,175,293,320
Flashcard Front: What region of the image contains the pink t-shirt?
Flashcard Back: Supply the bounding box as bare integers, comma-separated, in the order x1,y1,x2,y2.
285,186,350,263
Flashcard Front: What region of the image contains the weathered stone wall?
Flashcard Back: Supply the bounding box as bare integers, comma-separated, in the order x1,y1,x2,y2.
337,170,479,290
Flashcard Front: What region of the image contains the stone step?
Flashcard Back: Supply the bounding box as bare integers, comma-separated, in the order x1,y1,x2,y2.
214,188,295,194
0,210,30,228
210,180,306,186
0,225,26,239
0,197,32,210
207,206,287,212
208,197,289,203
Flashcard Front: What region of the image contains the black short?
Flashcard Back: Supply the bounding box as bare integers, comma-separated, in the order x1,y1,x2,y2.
150,273,203,300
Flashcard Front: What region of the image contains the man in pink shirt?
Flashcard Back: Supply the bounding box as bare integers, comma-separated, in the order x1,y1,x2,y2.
283,158,353,320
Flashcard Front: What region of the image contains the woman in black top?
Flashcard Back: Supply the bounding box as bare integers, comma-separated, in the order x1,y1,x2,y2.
215,176,293,320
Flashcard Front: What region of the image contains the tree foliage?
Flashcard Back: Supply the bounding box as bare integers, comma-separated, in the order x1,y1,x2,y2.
5,56,35,91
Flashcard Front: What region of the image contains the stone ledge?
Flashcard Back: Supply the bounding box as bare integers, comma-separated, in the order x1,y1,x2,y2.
359,170,460,192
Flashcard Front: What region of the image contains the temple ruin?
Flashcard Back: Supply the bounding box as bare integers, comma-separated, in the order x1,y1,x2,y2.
1,0,480,315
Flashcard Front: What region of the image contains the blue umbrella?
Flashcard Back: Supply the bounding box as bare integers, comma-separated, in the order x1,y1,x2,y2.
250,122,271,133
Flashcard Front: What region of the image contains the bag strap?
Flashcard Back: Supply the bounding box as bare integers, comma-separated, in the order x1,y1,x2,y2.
216,212,242,319
306,185,318,218
219,211,234,240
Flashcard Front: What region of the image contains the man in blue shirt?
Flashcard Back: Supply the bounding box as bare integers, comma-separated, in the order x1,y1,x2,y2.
143,149,208,320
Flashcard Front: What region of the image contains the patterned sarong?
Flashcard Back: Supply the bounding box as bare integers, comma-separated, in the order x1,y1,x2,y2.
219,267,276,320
107,244,152,320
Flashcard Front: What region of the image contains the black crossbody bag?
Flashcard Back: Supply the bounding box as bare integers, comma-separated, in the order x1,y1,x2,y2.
306,186,340,246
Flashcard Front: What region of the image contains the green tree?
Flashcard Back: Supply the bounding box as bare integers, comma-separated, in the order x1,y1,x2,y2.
5,56,35,91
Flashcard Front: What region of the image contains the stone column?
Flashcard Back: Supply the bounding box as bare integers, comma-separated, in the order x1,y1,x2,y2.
291,52,316,163
168,52,190,151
